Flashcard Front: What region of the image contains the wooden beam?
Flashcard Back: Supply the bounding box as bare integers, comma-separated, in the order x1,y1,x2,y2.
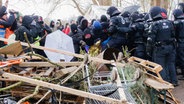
0,38,125,67
1,71,125,104
19,62,82,67
18,68,33,76
55,67,77,78
43,68,55,77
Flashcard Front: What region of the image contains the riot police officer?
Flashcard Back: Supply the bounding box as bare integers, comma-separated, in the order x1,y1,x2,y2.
173,9,184,80
130,13,146,59
105,6,131,51
147,6,178,86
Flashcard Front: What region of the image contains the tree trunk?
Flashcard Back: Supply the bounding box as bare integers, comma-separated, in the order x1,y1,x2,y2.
0,0,2,7
151,0,161,6
92,0,100,5
98,0,112,6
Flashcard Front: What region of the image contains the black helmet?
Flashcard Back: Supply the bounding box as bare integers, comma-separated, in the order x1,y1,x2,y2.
178,3,184,12
173,9,184,19
130,13,139,22
149,6,162,20
107,6,121,17
130,12,144,22
121,11,130,18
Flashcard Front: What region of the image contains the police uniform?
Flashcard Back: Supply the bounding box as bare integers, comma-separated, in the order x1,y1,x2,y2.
148,6,178,85
130,13,146,59
173,9,184,79
105,6,131,51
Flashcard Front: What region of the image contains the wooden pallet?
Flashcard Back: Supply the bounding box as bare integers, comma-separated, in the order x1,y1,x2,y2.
128,56,179,104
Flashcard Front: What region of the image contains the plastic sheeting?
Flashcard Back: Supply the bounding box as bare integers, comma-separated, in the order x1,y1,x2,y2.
44,30,74,62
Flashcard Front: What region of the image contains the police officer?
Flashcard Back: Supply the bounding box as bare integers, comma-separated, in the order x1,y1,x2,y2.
130,13,146,59
147,6,178,86
173,9,184,80
178,3,184,13
105,6,131,51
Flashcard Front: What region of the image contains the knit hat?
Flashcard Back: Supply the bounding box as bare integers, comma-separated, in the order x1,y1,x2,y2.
92,21,102,30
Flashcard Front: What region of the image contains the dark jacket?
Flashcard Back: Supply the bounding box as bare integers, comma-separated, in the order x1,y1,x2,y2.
69,29,83,53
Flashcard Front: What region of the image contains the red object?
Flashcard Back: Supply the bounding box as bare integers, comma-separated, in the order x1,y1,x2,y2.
0,59,22,68
62,27,70,35
161,12,167,19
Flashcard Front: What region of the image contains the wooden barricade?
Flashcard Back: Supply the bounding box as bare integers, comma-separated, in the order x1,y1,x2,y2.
128,56,180,104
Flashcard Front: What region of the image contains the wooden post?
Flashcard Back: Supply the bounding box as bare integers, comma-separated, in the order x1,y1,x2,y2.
0,38,125,67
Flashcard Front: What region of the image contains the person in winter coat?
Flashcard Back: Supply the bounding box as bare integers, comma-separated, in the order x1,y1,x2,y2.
56,19,64,31
62,23,70,35
68,23,83,61
33,15,52,57
76,15,84,26
49,20,55,32
0,5,16,47
15,15,39,52
92,20,108,44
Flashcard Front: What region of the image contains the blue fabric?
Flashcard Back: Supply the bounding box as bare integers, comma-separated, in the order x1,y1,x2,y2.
92,21,102,30
0,28,5,38
102,37,111,46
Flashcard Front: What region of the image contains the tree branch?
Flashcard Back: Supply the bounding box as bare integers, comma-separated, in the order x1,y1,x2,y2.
17,86,40,104
71,0,85,15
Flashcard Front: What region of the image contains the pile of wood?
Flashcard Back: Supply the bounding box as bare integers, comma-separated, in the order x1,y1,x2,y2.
0,38,180,104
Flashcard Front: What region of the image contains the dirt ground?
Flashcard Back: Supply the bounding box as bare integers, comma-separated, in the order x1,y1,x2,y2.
172,76,184,104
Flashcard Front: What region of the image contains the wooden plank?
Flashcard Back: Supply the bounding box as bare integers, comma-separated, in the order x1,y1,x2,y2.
43,68,55,77
112,62,127,102
55,66,77,78
18,68,33,76
1,72,125,104
0,38,125,67
19,62,82,67
128,56,163,73
38,72,45,76
145,78,174,90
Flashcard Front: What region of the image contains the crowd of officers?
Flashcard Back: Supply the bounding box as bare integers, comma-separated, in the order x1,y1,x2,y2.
2,2,184,86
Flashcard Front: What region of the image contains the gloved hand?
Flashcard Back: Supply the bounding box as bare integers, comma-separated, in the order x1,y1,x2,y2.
80,40,86,46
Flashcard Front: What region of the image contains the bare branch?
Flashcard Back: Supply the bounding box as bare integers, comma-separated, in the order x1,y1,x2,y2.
72,0,85,15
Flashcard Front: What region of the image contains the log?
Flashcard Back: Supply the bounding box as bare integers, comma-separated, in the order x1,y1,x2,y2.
0,71,125,104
